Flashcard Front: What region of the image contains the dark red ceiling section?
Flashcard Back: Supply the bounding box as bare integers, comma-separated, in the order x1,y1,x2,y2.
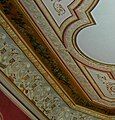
0,90,31,120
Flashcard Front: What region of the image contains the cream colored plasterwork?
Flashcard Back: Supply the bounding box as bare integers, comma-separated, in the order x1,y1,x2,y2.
87,67,115,99
19,0,100,103
41,0,73,26
19,0,81,39
23,0,115,69
15,0,115,118
0,13,105,120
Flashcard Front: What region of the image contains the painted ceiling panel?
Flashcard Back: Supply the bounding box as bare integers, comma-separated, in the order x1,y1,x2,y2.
41,0,74,26
0,0,115,119
0,17,99,120
78,0,115,64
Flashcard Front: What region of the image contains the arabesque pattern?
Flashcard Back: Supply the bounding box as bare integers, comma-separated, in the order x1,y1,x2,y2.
0,27,100,120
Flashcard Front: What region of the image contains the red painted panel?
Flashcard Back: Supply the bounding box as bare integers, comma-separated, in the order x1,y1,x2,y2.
0,90,31,120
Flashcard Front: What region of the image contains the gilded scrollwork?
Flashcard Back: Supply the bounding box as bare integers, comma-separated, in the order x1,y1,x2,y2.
0,26,100,120
1,0,114,118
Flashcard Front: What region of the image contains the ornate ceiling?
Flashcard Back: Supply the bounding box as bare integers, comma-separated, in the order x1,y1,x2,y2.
78,0,115,64
0,0,115,120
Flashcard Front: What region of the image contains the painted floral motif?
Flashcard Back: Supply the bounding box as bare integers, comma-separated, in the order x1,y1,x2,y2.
0,29,99,120
1,0,87,109
51,0,65,16
52,0,66,16
106,83,115,95
97,74,115,95
2,0,111,117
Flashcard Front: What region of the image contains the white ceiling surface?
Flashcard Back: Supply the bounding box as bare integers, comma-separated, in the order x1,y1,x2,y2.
77,0,115,64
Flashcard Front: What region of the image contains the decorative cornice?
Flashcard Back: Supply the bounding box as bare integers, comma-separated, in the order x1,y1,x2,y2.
0,0,115,118
0,12,104,120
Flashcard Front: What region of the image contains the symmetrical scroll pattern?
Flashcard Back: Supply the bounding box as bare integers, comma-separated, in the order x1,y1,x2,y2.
41,0,73,26
0,28,99,120
50,0,66,16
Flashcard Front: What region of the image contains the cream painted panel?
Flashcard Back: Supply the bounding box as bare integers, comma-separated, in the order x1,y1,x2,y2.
87,67,115,99
77,0,115,64
42,0,73,26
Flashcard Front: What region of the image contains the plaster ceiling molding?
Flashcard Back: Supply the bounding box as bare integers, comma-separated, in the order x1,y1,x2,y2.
85,66,115,105
0,14,101,120
1,0,115,119
19,0,83,39
15,0,115,116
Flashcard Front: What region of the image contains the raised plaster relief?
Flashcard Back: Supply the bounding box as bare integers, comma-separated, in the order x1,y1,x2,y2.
0,27,98,119
51,0,65,16
86,67,115,98
42,0,73,26
97,74,115,95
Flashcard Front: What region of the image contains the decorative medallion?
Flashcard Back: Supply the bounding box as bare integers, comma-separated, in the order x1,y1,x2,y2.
42,0,73,26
